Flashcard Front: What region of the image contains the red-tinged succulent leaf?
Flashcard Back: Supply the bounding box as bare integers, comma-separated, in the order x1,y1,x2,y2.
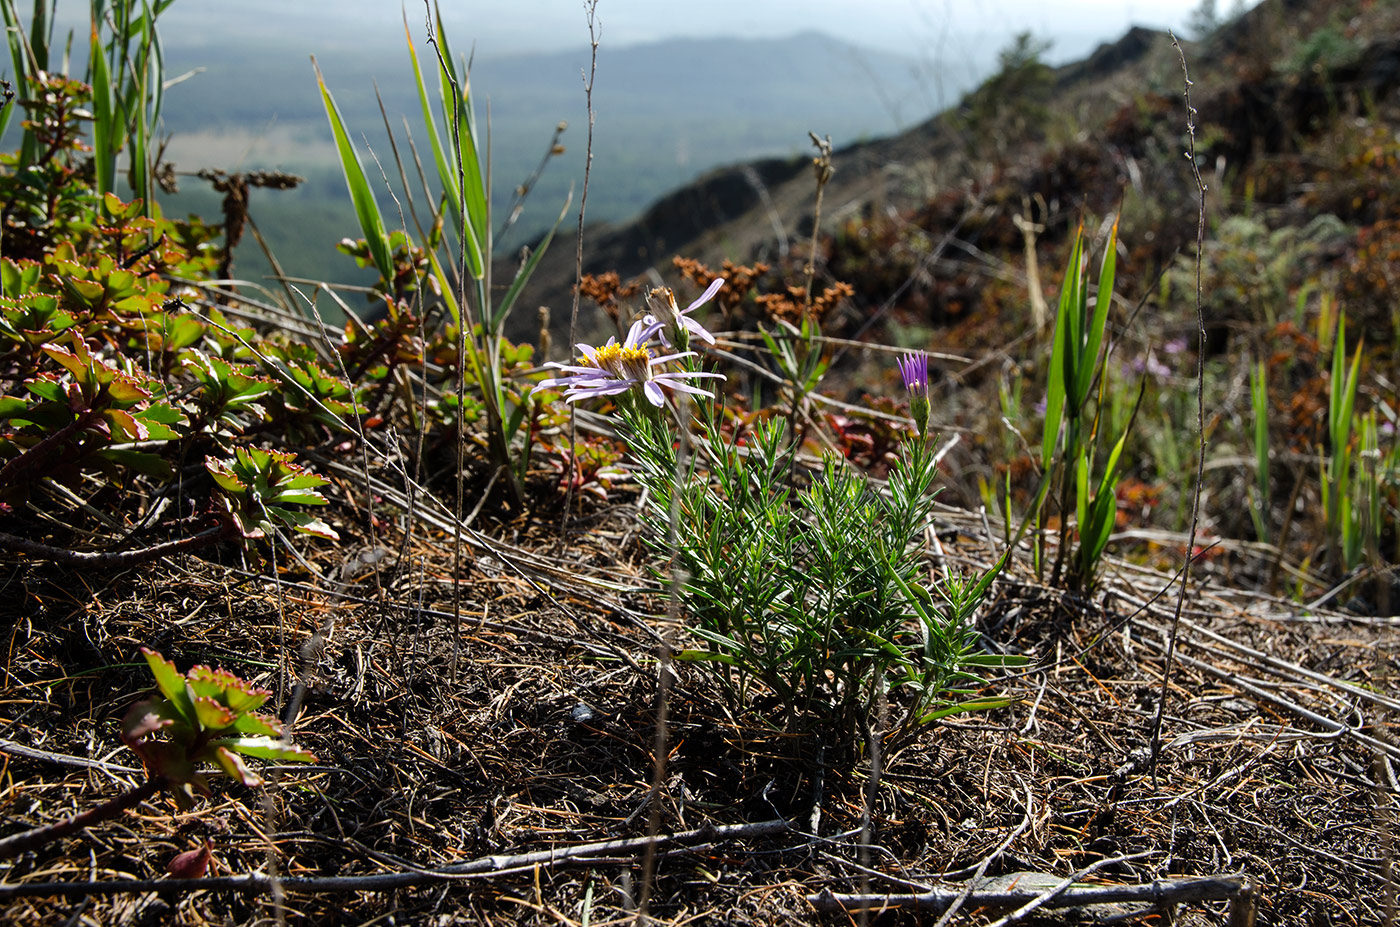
134,402,186,439
183,667,221,700
105,374,151,404
281,470,331,490
41,343,86,379
60,277,105,307
231,712,283,738
104,408,148,441
273,508,340,540
271,487,329,506
210,745,263,787
205,456,247,493
186,664,271,713
192,695,237,732
121,696,183,742
166,840,213,879
140,648,196,724
213,735,316,764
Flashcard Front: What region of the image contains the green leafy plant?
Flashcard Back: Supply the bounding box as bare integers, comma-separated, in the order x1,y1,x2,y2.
205,445,339,541
541,315,1018,753
758,310,831,454
1035,220,1140,590
122,647,316,803
1319,313,1366,574
312,9,570,503
1,0,174,214
0,648,314,860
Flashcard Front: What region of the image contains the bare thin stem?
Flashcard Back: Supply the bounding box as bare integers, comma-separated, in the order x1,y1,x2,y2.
1149,34,1210,780
0,527,223,568
0,818,791,900
563,0,600,531
810,873,1250,916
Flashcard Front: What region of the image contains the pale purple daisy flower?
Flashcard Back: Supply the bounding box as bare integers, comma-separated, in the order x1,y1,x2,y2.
642,277,724,347
534,318,724,408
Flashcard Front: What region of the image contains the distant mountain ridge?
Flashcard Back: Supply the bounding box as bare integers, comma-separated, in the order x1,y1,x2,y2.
149,29,947,284
507,23,1184,330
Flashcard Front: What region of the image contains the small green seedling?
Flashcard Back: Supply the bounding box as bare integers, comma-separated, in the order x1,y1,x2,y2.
206,445,339,541
123,647,316,807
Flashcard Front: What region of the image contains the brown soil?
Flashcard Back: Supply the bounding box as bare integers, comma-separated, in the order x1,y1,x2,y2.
1,496,1392,925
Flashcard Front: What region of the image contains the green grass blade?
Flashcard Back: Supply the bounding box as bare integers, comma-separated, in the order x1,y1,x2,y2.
1329,314,1346,455
1075,447,1090,538
1075,217,1117,405
0,0,24,141
89,18,116,196
1062,227,1085,408
1338,337,1363,455
312,56,395,286
492,186,572,330
432,9,489,279
404,15,462,242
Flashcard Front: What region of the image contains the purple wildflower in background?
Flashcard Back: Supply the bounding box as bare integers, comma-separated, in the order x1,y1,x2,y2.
1126,350,1170,382
534,318,724,408
898,350,931,437
643,278,724,347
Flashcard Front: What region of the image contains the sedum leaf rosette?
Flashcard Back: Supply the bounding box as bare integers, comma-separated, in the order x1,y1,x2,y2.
122,648,316,808
205,445,339,540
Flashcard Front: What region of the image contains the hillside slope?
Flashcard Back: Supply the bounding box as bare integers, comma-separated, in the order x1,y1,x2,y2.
516,0,1400,352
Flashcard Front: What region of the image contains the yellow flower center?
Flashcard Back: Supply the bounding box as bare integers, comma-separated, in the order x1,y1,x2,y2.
585,342,651,380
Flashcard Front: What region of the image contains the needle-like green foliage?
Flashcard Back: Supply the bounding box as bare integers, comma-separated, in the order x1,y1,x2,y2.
612,346,1019,755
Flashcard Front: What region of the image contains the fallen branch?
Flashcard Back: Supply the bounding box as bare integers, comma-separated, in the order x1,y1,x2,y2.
0,527,223,568
0,818,791,900
0,777,167,861
808,874,1250,916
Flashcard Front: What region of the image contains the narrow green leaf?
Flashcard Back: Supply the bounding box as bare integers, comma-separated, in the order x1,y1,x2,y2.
918,696,1017,723
492,187,572,329
404,14,464,252
432,10,488,278
312,56,395,286
0,0,24,141
1042,232,1080,466
89,19,116,196
1075,217,1117,404
1329,314,1346,453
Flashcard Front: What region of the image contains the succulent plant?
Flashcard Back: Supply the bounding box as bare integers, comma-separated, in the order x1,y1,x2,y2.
122,648,316,808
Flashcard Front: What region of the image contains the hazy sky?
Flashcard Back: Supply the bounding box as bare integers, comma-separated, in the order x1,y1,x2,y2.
157,0,1234,65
